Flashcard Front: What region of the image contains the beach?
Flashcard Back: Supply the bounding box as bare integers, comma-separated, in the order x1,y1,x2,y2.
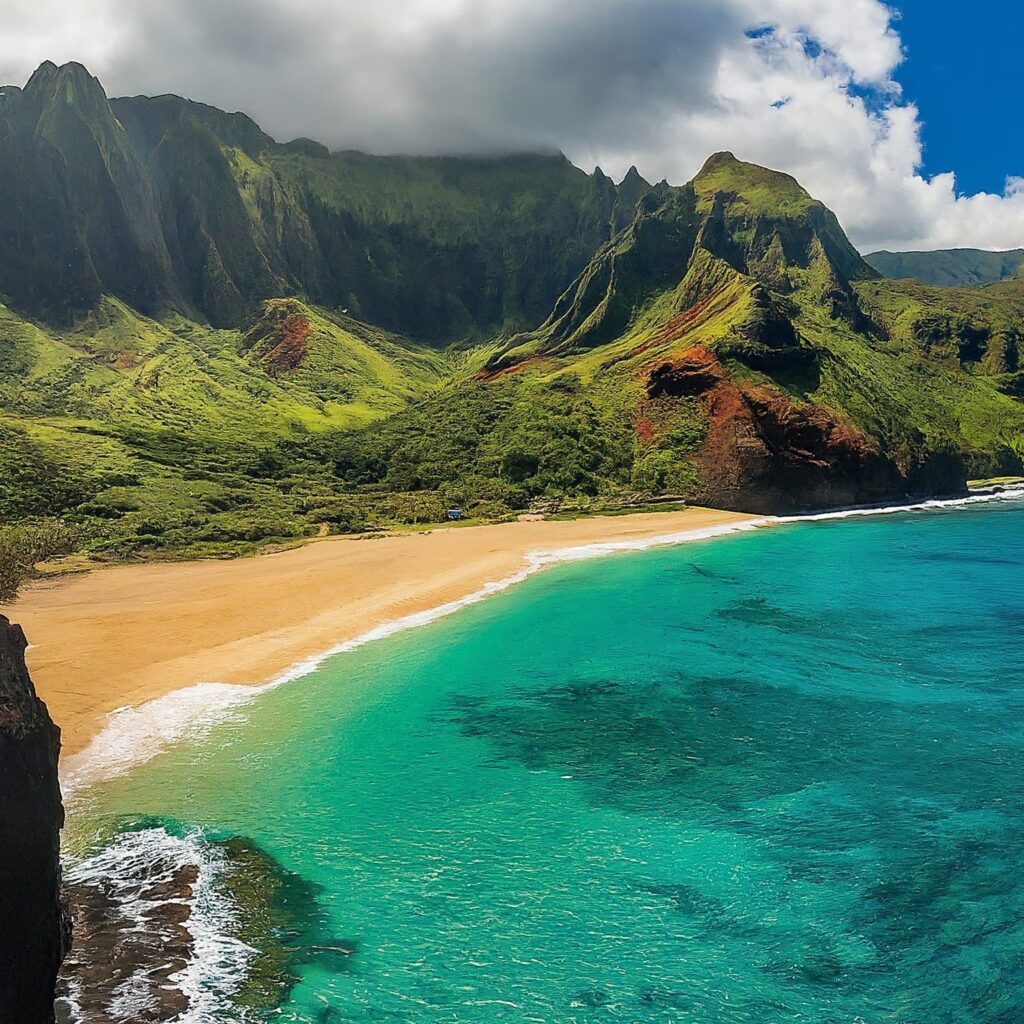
1,507,761,758
56,492,1024,1022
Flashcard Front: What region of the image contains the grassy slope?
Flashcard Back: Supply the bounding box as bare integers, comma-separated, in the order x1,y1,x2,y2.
0,298,449,577
691,153,814,217
851,279,1024,451
482,273,1024,484
806,282,1024,466
2,150,1024,595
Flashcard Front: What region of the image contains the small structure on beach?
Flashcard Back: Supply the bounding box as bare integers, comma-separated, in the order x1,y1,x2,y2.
445,508,464,521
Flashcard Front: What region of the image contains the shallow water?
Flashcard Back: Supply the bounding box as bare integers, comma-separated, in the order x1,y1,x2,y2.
64,495,1024,1022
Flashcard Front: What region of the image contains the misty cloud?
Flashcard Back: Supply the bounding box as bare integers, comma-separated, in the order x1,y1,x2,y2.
1,0,1022,252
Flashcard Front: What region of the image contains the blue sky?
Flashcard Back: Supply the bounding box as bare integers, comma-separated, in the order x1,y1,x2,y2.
895,0,1023,196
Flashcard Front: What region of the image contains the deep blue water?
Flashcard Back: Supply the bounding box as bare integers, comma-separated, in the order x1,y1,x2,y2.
67,496,1024,1022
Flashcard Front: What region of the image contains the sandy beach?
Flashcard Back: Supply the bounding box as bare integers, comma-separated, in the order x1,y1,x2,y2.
1,507,761,758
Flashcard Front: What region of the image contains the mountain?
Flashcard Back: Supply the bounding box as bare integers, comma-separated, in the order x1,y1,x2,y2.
0,63,1022,591
866,248,1024,287
480,153,1024,511
0,62,646,340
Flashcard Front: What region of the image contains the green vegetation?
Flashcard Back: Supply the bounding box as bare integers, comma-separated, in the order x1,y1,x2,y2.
0,63,1023,598
0,294,461,594
0,520,88,602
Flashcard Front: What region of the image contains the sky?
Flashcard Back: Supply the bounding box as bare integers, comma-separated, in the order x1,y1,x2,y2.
1,0,1022,254
893,0,1023,197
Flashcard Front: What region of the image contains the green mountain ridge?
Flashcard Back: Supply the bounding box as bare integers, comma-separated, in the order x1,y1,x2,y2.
0,62,648,340
0,62,1022,596
866,248,1024,287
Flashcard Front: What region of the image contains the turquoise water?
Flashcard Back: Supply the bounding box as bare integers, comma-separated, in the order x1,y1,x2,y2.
68,497,1024,1022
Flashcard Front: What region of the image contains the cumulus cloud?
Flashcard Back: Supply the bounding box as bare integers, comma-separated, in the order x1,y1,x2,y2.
0,0,1021,252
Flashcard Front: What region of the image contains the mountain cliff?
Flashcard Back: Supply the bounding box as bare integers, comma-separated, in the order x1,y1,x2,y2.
483,154,1023,511
0,63,646,340
0,62,1022,583
0,616,70,1023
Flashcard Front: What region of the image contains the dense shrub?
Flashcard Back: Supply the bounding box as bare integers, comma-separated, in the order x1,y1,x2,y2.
0,425,99,521
0,519,88,602
631,451,700,495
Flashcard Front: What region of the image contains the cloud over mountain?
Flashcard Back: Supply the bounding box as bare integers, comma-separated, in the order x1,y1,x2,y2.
1,0,1021,252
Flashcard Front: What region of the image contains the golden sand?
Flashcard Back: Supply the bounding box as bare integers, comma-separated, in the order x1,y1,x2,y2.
2,508,760,756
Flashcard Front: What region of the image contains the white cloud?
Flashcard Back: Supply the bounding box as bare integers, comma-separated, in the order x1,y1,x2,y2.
0,0,1021,253
0,0,130,78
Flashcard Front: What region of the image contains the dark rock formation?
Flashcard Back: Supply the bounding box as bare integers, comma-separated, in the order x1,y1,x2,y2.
57,825,357,1021
58,836,198,1023
0,616,70,1023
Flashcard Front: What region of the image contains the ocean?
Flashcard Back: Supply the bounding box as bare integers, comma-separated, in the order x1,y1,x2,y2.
59,492,1024,1023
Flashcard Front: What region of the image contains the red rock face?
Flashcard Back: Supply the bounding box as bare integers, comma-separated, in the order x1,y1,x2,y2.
644,289,730,353
261,312,311,374
647,345,727,399
633,416,656,444
644,345,953,514
474,355,541,382
0,616,70,1024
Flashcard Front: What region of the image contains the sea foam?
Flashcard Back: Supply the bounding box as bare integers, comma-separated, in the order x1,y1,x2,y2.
58,826,254,1024
61,487,1024,798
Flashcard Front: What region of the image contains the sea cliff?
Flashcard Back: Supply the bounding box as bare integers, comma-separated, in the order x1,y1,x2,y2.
0,615,70,1023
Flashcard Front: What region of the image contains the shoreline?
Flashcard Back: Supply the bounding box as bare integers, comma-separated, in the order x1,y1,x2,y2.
8,486,1022,797
1,507,762,780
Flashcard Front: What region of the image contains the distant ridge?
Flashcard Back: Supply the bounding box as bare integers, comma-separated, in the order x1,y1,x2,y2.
866,248,1024,287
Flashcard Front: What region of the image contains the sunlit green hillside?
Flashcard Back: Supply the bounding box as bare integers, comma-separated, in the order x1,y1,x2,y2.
1,65,1023,599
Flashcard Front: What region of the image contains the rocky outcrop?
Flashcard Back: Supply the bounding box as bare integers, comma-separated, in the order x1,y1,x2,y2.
58,827,357,1021
647,345,966,514
0,616,70,1023
240,299,313,375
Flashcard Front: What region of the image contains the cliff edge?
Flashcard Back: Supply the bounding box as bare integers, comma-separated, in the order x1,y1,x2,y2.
0,615,70,1023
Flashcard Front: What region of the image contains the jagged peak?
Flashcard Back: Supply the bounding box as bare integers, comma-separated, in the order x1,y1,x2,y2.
24,60,59,90
617,166,653,214
621,164,648,187
26,60,104,96
692,151,814,220
22,59,113,126
687,151,877,284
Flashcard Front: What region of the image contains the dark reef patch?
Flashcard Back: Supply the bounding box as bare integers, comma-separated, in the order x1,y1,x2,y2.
570,987,610,1008
219,836,357,1012
715,595,829,635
